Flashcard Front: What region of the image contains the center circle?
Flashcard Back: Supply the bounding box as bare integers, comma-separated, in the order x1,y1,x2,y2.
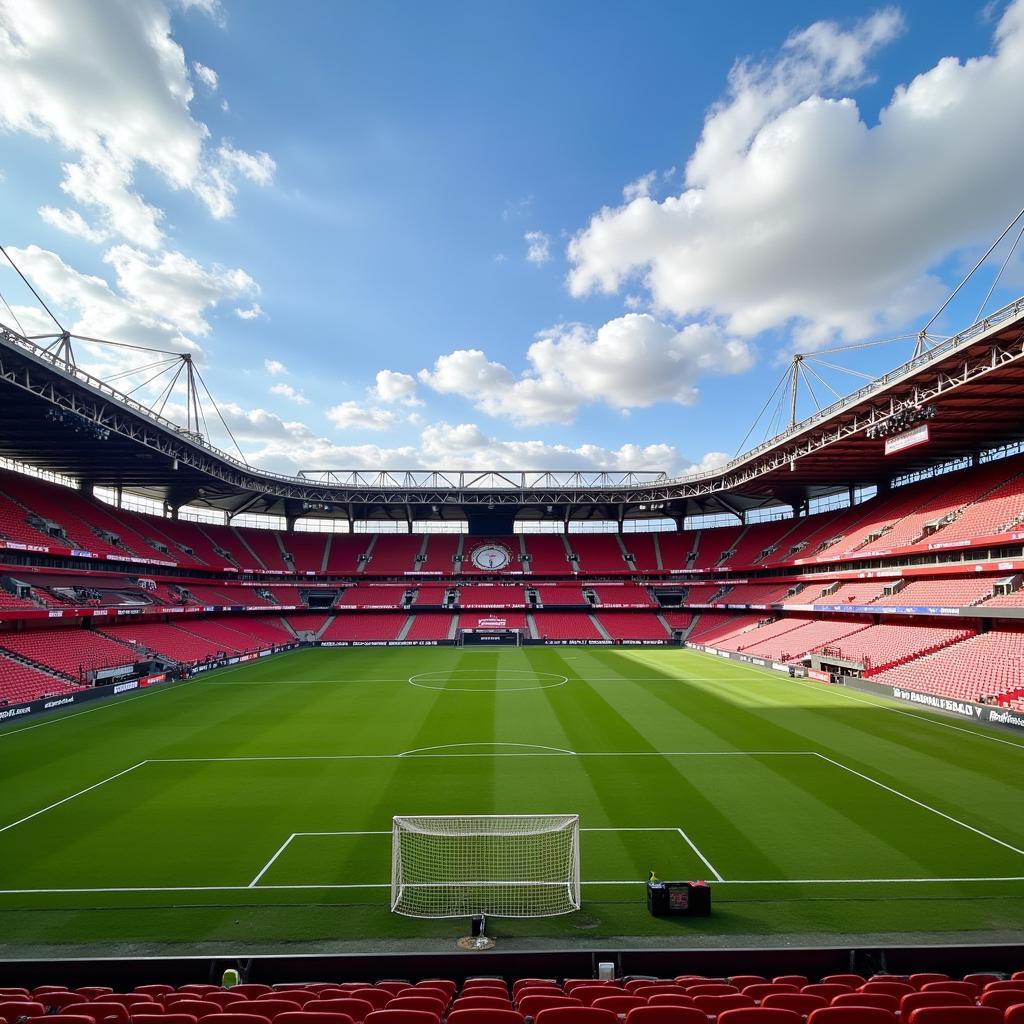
408,669,568,693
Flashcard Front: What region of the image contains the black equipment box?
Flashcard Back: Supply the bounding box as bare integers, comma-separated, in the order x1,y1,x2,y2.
647,880,712,917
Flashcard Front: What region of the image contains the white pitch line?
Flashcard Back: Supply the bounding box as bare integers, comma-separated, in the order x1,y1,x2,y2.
0,876,1021,896
146,751,812,763
248,833,297,888
0,761,148,835
675,826,724,882
399,742,578,757
814,752,1024,858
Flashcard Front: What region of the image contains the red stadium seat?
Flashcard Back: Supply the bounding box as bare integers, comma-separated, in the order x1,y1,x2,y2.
446,1011,525,1024
760,995,828,1016
178,990,221,998
979,991,1024,1012
899,994,973,1017
631,988,688,999
372,989,409,999
961,977,998,990
135,989,176,1000
800,989,851,1003
364,1012,443,1024
562,990,619,1008
907,977,950,991
39,994,90,1010
906,1010,1002,1024
807,1010,896,1024
920,984,979,998
307,1003,375,1024
591,997,647,1015
1006,1007,1024,1024
450,998,513,1011
199,1015,273,1024
3,1013,46,1024
743,986,800,1002
645,997,697,1009
564,985,618,997
348,993,391,1012
772,982,808,992
717,1010,802,1024
25,1017,95,1024
730,981,768,992
462,985,510,996
517,996,583,1017
135,1016,200,1024
78,991,115,1001
534,1010,618,1024
692,996,756,1017
829,996,898,1014
625,1009,707,1024
383,998,444,1019
982,982,1024,992
205,995,248,1010
274,1013,355,1024
226,990,273,1001
159,1005,222,1022
858,985,913,1000
819,980,866,991
246,1001,306,1019
65,1003,132,1024
688,987,740,998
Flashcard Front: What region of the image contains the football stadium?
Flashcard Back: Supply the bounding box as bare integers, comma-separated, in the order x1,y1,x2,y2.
2,0,1024,1010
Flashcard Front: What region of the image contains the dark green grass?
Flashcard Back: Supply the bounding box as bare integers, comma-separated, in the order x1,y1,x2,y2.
0,646,1022,955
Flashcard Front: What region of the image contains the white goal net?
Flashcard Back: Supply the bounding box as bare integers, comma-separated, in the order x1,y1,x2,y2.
390,813,581,918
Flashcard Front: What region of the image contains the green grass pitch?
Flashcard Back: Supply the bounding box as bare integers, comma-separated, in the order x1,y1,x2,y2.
0,645,1022,956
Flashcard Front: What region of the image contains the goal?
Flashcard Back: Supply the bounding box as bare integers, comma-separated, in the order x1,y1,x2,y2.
390,814,581,918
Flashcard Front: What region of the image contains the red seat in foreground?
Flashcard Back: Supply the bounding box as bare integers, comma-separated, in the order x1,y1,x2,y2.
807,1009,897,1024
906,1010,1003,1024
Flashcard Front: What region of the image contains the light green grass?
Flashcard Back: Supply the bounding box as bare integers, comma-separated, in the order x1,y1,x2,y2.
0,646,1022,955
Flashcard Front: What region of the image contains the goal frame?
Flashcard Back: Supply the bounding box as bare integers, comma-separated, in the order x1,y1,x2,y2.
390,813,581,919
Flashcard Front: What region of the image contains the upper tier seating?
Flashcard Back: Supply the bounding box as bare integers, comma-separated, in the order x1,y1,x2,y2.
324,536,373,574
533,612,600,639
522,535,573,573
711,583,792,606
596,612,669,639
281,531,329,573
0,489,60,548
813,581,889,605
873,625,1024,702
925,470,1024,543
413,585,450,605
721,520,802,567
570,535,629,572
0,627,137,680
364,535,422,574
695,526,744,568
234,527,289,571
192,524,252,566
144,517,229,565
875,577,995,607
623,534,660,571
419,535,460,574
320,614,406,641
283,612,329,635
460,538,524,574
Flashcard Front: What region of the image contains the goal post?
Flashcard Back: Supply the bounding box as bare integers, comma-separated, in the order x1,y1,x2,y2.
390,813,581,918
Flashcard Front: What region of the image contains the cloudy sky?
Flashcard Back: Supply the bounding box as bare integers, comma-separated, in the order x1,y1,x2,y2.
1,0,1022,475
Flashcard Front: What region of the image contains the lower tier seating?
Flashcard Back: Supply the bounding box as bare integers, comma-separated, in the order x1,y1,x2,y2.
0,627,137,680
319,614,406,642
533,612,601,640
0,653,82,704
596,612,669,639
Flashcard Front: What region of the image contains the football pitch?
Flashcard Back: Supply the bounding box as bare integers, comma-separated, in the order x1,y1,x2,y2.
1,646,1022,956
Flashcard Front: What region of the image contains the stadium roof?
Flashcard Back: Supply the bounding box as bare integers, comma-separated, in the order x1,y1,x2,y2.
1,294,1023,527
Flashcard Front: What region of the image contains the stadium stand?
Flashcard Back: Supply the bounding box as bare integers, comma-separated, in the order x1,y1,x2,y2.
457,585,527,607
404,614,455,640
533,612,601,639
281,531,329,573
336,585,409,608
622,533,660,571
596,611,669,639
590,584,655,606
874,577,995,607
695,525,744,568
823,622,976,674
522,535,573,573
364,534,422,574
419,535,460,574
721,519,800,567
570,534,629,572
320,613,406,642
324,535,373,574
458,611,529,629
535,585,586,606
0,652,82,703
0,627,137,680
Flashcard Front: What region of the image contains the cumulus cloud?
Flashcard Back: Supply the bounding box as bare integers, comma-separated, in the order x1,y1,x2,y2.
370,369,420,405
264,359,287,375
235,303,265,320
524,230,551,265
38,206,109,243
192,61,218,91
623,171,657,202
208,402,704,475
419,313,753,425
326,401,398,432
567,3,1024,346
0,0,275,248
269,382,309,405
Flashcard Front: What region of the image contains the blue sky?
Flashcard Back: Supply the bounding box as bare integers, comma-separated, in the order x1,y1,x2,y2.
0,0,1022,475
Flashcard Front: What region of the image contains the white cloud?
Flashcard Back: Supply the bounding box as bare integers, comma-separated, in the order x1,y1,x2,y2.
269,382,309,405
0,0,275,247
524,230,551,265
192,61,218,91
264,359,287,375
568,4,1024,345
326,401,398,432
370,369,421,405
419,313,753,425
623,171,657,202
38,205,109,243
235,302,265,320
208,402,703,475
103,244,257,335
